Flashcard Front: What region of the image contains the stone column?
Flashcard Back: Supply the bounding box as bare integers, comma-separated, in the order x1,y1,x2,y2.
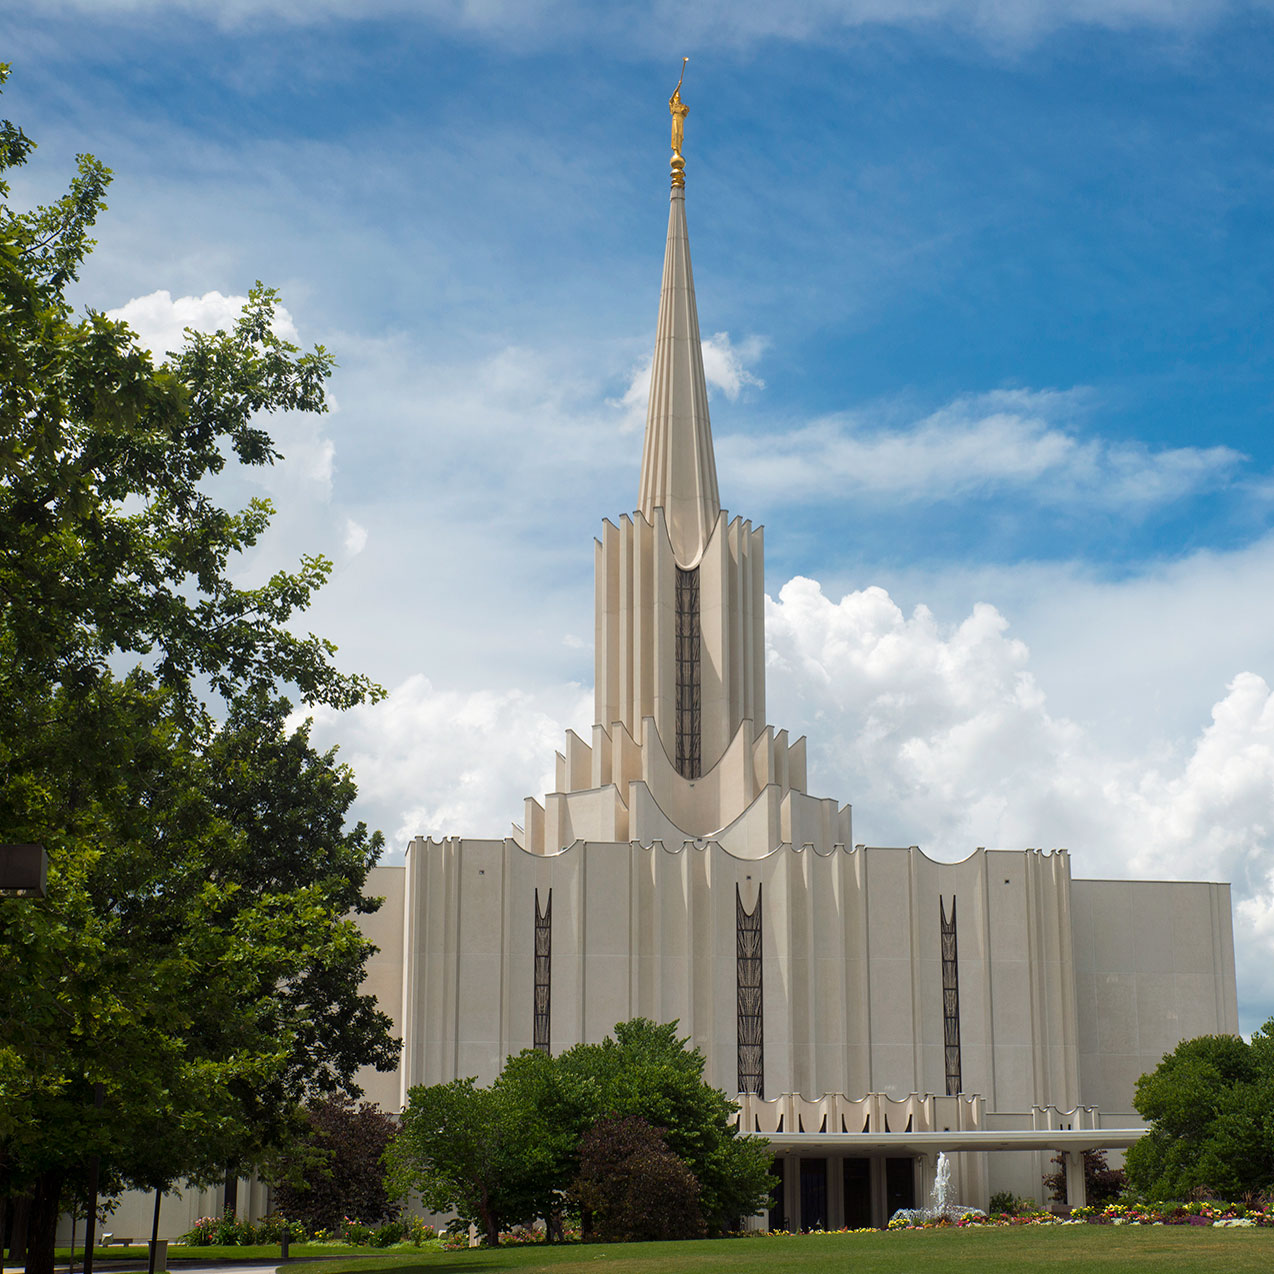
1063,1150,1087,1210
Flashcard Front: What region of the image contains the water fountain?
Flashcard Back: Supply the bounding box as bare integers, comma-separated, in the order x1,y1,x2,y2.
889,1152,986,1226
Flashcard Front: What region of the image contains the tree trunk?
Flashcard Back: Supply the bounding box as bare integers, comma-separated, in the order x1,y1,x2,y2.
147,1189,162,1274
25,1169,65,1274
9,1193,31,1264
483,1210,499,1249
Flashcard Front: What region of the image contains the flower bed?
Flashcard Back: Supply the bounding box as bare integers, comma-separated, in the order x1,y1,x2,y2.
178,1212,437,1248
885,1200,1274,1230
1072,1201,1274,1227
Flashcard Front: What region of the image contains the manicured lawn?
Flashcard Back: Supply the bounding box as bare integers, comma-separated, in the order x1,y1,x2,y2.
298,1227,1274,1274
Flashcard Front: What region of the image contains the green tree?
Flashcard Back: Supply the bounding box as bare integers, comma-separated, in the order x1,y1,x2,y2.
387,1078,546,1248
0,65,395,1274
551,1019,774,1232
1125,1029,1274,1199
388,1020,773,1245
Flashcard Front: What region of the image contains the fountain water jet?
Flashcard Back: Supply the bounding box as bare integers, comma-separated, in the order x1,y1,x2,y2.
889,1152,986,1226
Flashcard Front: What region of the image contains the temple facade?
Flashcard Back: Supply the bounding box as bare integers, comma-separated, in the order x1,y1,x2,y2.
352,95,1239,1229
88,88,1240,1241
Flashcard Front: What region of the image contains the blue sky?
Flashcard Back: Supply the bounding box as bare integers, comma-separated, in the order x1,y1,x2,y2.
7,0,1274,1030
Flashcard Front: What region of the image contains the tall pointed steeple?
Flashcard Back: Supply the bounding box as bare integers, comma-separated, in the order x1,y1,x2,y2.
637,65,721,568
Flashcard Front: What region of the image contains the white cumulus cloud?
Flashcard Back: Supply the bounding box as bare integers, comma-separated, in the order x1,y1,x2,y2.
106,288,299,363
304,674,592,850
764,575,1274,1027
343,518,369,557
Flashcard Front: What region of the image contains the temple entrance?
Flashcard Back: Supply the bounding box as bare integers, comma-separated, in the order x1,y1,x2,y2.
799,1158,828,1231
842,1157,872,1229
885,1157,916,1219
768,1157,786,1232
770,1153,924,1231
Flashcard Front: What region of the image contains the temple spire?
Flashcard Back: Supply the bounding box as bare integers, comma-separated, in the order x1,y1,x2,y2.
637,62,721,568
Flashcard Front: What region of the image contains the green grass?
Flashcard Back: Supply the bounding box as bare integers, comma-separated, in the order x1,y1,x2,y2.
297,1228,1274,1274
53,1247,154,1262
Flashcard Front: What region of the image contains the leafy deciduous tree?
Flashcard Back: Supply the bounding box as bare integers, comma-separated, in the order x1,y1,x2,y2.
387,1078,546,1249
0,64,395,1274
548,1019,774,1232
1044,1148,1126,1207
1126,1029,1274,1200
386,1019,773,1246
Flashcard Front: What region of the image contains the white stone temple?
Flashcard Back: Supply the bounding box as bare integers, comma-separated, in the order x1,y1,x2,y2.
352,89,1240,1230
86,85,1240,1240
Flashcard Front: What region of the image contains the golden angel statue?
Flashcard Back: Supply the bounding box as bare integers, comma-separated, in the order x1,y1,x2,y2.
669,57,689,156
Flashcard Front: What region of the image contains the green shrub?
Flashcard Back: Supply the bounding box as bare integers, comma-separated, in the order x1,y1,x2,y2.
340,1218,373,1246
403,1217,437,1244
179,1217,219,1246
180,1211,308,1247
370,1220,405,1247
255,1214,307,1243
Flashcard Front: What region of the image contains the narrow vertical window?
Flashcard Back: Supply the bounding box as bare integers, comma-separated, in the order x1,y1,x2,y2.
534,888,552,1053
737,883,763,1096
940,895,961,1095
675,566,701,778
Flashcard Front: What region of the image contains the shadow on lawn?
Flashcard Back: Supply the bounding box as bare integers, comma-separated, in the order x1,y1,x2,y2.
301,1265,505,1274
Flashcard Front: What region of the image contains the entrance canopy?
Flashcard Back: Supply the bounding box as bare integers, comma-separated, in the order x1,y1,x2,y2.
753,1127,1146,1154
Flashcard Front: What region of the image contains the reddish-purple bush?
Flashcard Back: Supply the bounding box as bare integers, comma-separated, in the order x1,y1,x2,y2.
266,1096,399,1233
570,1115,705,1243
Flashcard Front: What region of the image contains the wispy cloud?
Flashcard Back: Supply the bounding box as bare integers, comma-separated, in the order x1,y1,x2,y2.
722,388,1244,513
19,0,1261,47
610,331,766,433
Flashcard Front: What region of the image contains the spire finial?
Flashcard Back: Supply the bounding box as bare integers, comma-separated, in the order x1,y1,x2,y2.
669,57,689,189
639,58,720,566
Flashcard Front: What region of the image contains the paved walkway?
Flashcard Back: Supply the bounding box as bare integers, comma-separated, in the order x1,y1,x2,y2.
6,1264,285,1274
6,1250,416,1274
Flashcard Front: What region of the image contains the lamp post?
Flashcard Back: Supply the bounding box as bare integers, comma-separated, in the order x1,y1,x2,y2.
0,843,46,896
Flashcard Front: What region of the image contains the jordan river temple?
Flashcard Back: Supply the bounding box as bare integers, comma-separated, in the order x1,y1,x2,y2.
91,79,1240,1239
350,82,1239,1230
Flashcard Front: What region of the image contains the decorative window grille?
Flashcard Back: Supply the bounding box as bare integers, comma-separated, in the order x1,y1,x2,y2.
675,567,701,779
940,895,961,1095
534,888,552,1053
737,883,764,1096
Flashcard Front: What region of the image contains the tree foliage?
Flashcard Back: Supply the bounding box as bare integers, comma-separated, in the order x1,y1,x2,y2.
0,64,395,1274
1126,1028,1274,1200
265,1097,400,1234
386,1019,773,1246
552,1019,774,1231
570,1115,704,1242
387,1077,547,1249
